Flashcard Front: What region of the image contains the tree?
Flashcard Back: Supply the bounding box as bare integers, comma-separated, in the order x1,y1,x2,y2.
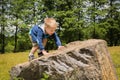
54,0,85,43
105,0,120,46
0,0,8,53
1,0,119,53
85,0,108,39
9,0,37,52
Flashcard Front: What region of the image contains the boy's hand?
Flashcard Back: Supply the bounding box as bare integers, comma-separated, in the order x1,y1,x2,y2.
58,46,65,50
42,50,49,55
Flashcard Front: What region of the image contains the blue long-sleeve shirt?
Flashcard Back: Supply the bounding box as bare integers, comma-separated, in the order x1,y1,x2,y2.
29,24,61,50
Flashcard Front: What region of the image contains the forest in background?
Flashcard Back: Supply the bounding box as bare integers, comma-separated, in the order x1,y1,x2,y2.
0,0,120,53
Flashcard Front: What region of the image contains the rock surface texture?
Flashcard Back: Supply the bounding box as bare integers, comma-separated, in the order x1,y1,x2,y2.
10,39,118,80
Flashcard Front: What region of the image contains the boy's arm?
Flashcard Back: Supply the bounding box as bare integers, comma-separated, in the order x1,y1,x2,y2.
53,32,62,47
36,30,45,51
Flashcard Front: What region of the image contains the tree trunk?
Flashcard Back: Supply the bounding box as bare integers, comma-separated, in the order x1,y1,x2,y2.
93,1,96,38
13,25,18,52
1,24,5,53
1,0,5,53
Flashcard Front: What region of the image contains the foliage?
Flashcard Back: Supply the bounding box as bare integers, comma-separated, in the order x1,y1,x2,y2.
40,73,49,80
13,77,24,80
5,42,14,52
0,0,120,53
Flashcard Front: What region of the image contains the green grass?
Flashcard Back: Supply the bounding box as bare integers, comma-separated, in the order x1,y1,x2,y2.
0,52,29,80
108,46,120,79
0,46,120,80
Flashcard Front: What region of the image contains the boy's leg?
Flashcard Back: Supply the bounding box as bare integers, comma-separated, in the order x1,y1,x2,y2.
29,34,39,55
38,38,48,57
29,35,39,60
29,44,39,61
29,46,39,55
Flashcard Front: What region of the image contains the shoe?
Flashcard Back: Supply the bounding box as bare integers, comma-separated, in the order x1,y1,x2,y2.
38,50,49,57
29,55,35,61
38,52,43,57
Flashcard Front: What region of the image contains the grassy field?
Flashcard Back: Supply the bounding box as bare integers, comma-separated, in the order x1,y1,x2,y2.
108,46,120,79
0,52,29,80
0,46,120,80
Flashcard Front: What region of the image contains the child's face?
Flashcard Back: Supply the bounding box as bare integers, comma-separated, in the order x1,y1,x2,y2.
45,27,56,35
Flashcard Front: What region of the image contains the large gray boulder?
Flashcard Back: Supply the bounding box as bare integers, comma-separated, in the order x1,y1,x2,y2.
10,39,118,80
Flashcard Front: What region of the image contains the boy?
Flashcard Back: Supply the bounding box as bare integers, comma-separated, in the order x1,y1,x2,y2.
29,18,64,61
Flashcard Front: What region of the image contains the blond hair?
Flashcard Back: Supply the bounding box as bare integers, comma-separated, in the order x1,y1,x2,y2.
44,18,58,28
